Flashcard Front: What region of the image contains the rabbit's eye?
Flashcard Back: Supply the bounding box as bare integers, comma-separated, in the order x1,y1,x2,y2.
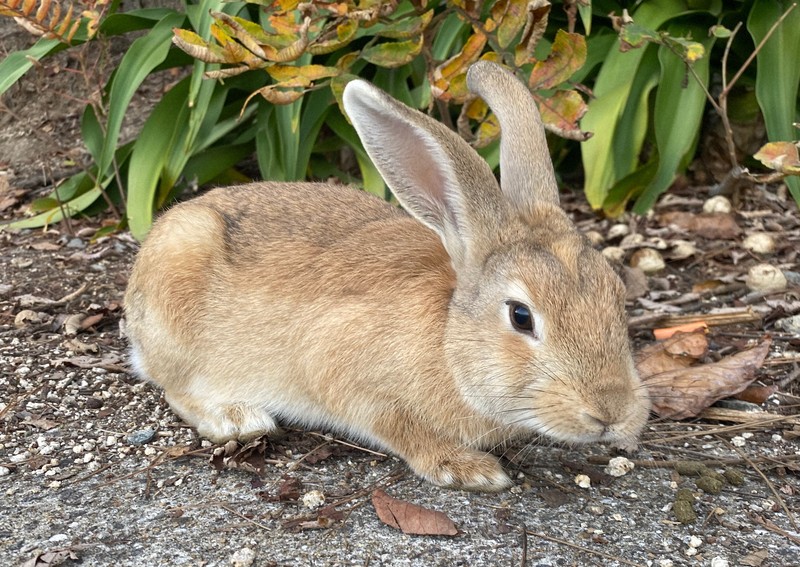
509,302,534,333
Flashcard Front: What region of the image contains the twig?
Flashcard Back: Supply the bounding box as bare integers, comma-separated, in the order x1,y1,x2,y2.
526,531,641,567
219,503,273,531
748,512,800,546
519,522,528,567
307,432,388,458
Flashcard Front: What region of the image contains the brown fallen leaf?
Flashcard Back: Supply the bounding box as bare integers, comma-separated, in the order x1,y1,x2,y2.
21,547,79,567
733,383,779,404
635,331,709,378
372,489,458,536
30,241,62,251
739,548,769,567
641,339,771,419
658,211,741,239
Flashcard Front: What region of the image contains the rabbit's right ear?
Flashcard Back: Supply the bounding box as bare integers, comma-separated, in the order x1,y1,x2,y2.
343,80,502,268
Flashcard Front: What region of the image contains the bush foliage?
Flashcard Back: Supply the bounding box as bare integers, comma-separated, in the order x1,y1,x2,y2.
0,0,798,239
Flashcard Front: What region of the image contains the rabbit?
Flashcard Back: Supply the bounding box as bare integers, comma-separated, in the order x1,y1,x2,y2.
124,60,651,492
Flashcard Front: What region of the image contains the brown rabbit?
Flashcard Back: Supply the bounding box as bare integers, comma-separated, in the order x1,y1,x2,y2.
124,61,650,491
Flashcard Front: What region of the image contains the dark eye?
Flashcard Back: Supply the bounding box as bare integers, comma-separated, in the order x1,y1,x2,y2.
508,302,534,333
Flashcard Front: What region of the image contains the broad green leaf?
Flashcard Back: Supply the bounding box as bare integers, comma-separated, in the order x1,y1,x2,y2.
618,23,661,50
326,112,387,199
581,0,719,208
529,30,586,90
360,36,424,68
748,0,800,202
96,12,186,190
0,38,61,96
126,78,192,239
633,23,715,213
1,187,104,231
602,161,659,217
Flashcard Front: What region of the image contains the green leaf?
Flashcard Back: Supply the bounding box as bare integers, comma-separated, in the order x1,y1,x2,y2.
633,23,716,213
96,12,186,188
581,0,719,208
0,38,62,97
748,0,800,202
360,36,424,68
326,112,387,199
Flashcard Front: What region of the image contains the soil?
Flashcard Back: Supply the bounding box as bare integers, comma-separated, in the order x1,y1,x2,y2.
2,13,800,567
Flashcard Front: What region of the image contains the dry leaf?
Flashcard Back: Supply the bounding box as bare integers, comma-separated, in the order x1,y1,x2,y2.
641,339,771,419
31,242,62,251
372,489,458,536
635,331,709,378
733,384,778,404
279,477,303,502
658,211,741,239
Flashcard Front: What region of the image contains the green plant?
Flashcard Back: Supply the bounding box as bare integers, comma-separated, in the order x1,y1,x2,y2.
1,0,593,239
581,0,800,214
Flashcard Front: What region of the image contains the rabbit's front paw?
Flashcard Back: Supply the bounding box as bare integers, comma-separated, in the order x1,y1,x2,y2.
165,390,278,442
413,449,513,492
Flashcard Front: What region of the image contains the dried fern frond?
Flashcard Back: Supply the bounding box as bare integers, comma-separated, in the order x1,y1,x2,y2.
0,0,95,44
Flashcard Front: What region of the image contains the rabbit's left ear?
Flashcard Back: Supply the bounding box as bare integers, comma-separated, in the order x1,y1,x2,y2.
467,61,560,210
343,80,503,268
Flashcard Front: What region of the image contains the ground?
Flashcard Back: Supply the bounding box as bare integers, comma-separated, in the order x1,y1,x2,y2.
1,14,800,567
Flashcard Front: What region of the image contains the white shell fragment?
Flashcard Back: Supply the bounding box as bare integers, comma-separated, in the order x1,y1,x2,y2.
703,195,732,214
301,489,326,509
575,474,592,489
745,263,787,292
630,248,665,274
604,456,635,477
742,233,776,254
230,547,256,567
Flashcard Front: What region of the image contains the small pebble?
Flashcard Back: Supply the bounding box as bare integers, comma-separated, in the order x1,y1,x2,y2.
630,248,665,274
66,238,85,249
710,558,729,567
127,429,156,445
608,224,630,239
742,233,776,254
301,490,326,509
49,534,69,543
230,547,256,567
574,474,591,489
601,246,625,263
604,456,635,477
745,263,787,293
0,467,11,476
703,195,732,213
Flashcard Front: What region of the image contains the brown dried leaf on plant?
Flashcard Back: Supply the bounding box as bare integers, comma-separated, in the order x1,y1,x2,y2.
372,489,458,536
638,337,772,419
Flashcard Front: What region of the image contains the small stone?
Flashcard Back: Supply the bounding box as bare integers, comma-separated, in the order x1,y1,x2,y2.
127,428,156,445
585,231,604,246
620,233,645,248
731,435,746,447
775,314,800,335
601,246,625,263
630,248,665,274
710,558,729,567
0,467,11,476
703,195,732,214
604,456,635,477
574,474,591,489
745,263,787,293
669,240,697,260
742,233,776,254
48,534,69,543
230,547,256,567
85,397,103,409
301,489,326,509
66,238,85,249
688,535,703,548
608,224,630,239
106,436,118,446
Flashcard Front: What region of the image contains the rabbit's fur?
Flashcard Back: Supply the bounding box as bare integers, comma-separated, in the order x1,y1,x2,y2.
125,61,650,491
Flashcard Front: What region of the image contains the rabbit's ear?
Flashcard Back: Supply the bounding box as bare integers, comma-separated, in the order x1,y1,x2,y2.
466,61,559,209
343,80,502,268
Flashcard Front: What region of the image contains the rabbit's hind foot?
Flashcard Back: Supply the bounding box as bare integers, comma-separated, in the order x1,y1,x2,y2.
164,390,279,443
